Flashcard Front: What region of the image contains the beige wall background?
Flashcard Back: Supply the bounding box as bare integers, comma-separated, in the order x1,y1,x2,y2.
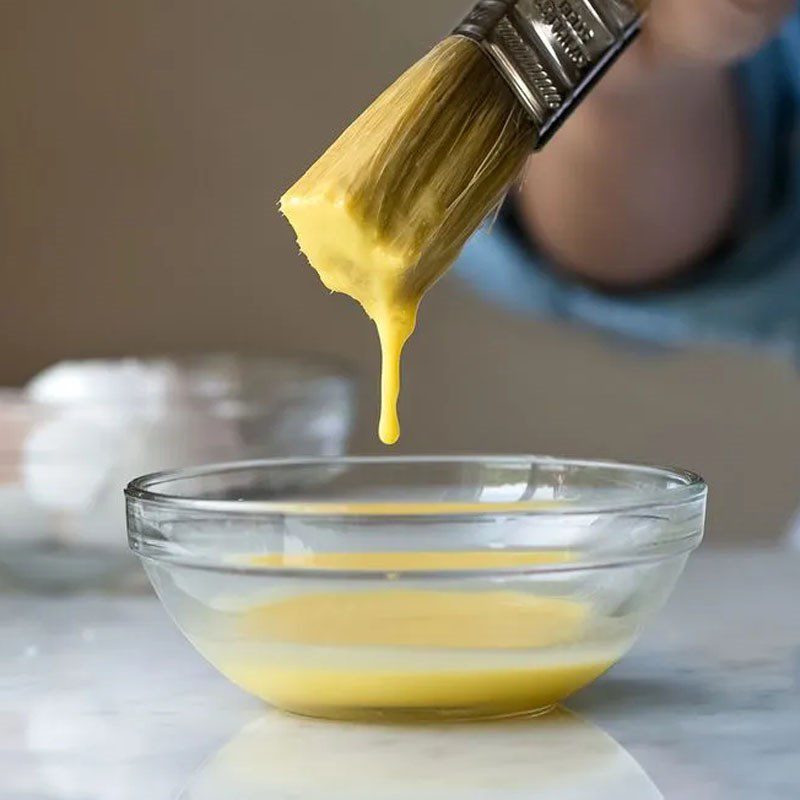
2,1,799,544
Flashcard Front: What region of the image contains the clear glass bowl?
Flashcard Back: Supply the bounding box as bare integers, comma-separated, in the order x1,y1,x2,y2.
0,355,355,592
126,456,707,722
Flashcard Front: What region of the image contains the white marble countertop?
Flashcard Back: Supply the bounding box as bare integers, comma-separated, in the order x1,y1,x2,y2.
2,549,799,800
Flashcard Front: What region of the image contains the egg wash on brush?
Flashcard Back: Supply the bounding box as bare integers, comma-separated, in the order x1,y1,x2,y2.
280,1,644,443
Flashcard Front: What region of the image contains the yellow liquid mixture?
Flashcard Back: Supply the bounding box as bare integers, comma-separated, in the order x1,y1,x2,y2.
278,40,532,446
245,549,572,571
194,552,620,720
238,500,562,518
279,194,419,444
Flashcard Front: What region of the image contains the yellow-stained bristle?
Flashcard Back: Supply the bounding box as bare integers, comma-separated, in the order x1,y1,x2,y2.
280,36,535,443
281,37,533,300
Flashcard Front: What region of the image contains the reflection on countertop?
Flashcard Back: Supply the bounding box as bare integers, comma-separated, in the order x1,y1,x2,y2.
179,709,662,800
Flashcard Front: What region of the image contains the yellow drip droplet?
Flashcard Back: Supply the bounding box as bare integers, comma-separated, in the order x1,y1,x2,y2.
375,304,416,446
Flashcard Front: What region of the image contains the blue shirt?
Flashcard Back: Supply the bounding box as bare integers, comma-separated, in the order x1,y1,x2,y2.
456,11,800,362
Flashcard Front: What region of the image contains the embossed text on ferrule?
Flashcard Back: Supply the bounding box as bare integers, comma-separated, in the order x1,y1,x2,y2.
455,0,643,145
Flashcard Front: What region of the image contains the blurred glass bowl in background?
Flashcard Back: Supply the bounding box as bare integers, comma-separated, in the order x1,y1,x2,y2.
0,355,356,592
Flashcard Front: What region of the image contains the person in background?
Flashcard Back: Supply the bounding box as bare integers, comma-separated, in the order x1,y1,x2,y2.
461,0,800,349
457,0,800,542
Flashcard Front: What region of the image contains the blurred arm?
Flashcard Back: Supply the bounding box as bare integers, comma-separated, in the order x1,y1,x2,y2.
517,0,796,289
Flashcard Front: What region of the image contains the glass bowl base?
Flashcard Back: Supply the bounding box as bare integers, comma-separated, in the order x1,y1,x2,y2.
275,701,560,723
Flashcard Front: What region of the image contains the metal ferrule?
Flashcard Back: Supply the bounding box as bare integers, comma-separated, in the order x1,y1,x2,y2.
454,0,643,148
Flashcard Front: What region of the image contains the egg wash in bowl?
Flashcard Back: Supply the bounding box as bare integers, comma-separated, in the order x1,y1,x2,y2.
127,457,707,721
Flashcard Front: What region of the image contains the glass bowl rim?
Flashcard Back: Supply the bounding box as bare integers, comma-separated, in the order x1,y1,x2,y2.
125,454,706,517
126,456,706,577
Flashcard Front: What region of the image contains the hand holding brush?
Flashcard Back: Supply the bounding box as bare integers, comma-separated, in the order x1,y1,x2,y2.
277,1,799,443
519,0,797,287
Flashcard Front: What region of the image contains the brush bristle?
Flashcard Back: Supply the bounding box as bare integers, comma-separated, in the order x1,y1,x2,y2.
281,37,534,307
